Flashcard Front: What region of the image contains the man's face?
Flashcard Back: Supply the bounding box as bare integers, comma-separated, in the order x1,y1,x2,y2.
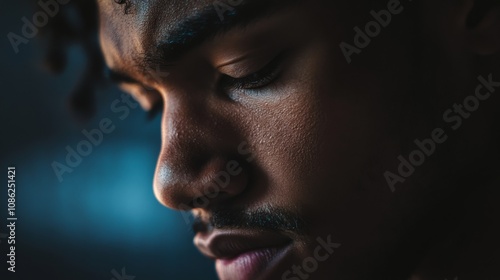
97,0,478,279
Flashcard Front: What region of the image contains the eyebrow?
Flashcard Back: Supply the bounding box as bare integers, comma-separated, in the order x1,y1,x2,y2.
107,0,300,85
138,0,301,73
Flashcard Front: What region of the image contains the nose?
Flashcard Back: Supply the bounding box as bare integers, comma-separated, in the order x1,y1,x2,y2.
153,91,249,211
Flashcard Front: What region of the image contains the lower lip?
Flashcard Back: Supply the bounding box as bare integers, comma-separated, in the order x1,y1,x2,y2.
216,245,291,280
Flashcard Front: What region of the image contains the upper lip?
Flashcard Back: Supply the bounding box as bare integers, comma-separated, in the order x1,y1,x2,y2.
194,229,292,260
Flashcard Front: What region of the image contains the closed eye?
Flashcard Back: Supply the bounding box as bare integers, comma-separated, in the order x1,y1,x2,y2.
218,53,284,92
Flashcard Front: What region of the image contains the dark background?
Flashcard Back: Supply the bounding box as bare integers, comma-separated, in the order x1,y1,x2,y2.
0,1,217,279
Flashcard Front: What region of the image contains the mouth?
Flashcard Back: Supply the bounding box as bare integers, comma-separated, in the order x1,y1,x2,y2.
194,229,293,280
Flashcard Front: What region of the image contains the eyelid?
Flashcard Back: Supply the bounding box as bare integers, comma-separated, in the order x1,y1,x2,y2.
216,49,281,79
215,51,255,69
219,51,285,91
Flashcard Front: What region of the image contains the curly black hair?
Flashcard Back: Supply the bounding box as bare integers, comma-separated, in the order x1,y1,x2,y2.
40,0,103,120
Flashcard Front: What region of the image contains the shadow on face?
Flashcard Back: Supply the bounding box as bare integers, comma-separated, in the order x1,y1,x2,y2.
97,0,500,279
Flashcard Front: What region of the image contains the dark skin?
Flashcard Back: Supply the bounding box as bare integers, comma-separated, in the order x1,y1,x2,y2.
97,0,500,279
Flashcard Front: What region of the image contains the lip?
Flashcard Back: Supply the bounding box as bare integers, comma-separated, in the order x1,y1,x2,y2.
194,229,292,280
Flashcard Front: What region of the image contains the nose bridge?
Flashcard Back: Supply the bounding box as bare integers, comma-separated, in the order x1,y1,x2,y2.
159,92,215,180
162,95,211,171
153,92,248,210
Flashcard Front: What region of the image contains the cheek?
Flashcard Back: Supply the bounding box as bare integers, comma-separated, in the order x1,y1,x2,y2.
236,42,410,239
237,44,397,202
248,88,395,205
247,92,323,189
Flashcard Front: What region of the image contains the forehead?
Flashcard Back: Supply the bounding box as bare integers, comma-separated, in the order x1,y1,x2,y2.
99,0,218,32
98,0,215,71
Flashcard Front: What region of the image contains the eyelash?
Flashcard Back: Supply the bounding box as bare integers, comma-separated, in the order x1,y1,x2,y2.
146,54,284,119
219,54,283,92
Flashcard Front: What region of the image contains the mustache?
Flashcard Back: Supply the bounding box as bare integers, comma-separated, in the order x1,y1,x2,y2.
191,206,307,235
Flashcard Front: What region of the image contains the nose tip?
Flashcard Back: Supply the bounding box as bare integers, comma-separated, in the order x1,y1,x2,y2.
153,157,248,210
151,86,250,210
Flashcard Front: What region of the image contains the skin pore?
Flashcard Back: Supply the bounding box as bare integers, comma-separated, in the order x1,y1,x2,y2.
97,0,500,279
